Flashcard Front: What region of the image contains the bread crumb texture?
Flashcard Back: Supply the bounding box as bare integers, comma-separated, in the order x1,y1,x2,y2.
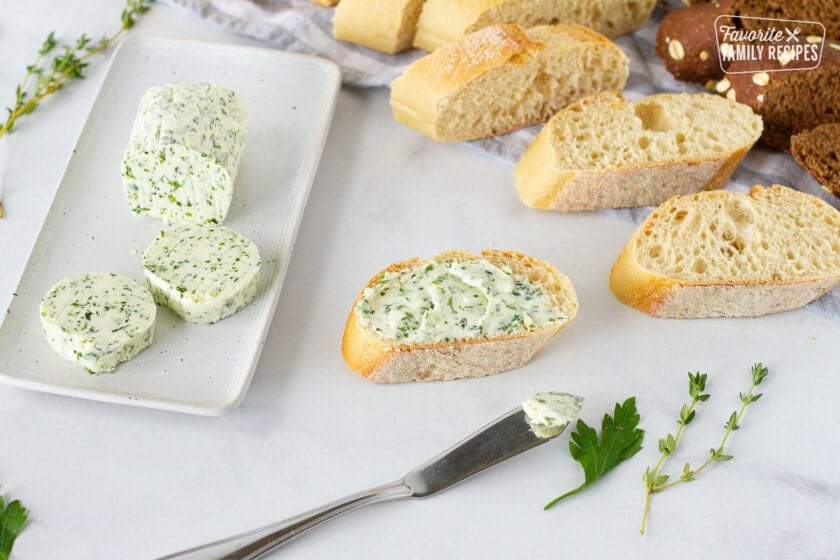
546,92,760,170
515,91,762,210
610,185,840,317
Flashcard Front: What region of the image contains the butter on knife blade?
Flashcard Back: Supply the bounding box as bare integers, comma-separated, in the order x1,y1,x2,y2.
522,392,585,438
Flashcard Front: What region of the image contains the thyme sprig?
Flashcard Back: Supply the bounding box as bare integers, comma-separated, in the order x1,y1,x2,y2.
640,363,769,534
0,0,153,218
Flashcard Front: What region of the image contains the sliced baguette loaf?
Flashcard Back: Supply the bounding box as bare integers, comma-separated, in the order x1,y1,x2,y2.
609,185,840,318
390,24,629,142
333,0,426,54
341,249,578,383
413,0,655,51
514,92,763,211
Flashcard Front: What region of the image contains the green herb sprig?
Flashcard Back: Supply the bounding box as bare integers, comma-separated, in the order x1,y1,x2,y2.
640,363,769,534
544,397,644,509
0,495,28,560
0,0,154,219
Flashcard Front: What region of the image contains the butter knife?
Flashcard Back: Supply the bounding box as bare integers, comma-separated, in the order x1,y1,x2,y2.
156,395,583,560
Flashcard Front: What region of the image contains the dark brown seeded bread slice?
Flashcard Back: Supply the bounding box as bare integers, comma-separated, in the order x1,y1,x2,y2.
720,39,840,149
733,0,840,41
791,123,840,197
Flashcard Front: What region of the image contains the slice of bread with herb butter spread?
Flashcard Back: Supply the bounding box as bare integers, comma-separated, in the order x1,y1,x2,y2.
341,249,578,383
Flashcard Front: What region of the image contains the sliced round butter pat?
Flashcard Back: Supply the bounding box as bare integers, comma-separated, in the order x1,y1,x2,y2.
522,392,584,438
39,273,156,373
142,222,261,324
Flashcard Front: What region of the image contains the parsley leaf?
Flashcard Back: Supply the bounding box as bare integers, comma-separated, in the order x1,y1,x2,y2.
0,495,28,560
545,397,644,509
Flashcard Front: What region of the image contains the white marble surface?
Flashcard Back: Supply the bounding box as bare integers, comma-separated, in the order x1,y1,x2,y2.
0,2,838,559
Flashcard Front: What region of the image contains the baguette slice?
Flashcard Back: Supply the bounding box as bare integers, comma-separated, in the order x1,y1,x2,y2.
609,185,840,318
342,249,578,383
333,0,426,53
413,0,655,51
390,24,629,142
311,0,339,6
515,92,763,211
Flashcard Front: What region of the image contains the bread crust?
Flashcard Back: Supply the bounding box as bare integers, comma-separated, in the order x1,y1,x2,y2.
609,185,840,318
333,0,425,54
655,0,734,84
341,249,578,383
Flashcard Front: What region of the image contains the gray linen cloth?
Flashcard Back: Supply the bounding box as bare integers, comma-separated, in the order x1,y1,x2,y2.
162,0,840,319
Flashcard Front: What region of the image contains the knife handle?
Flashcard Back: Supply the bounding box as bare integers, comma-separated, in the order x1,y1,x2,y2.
154,480,412,560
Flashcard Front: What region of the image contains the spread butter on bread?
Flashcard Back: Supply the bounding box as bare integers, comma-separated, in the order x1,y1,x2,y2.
609,185,840,318
515,92,763,211
342,249,578,383
333,0,426,54
390,24,629,142
413,0,656,52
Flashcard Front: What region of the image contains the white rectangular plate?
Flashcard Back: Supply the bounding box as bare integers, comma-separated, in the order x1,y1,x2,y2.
0,36,340,414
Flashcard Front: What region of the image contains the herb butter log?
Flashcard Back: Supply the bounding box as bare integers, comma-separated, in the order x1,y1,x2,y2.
143,223,261,324
40,273,156,373
342,250,578,383
515,92,763,211
609,185,840,318
390,24,629,142
121,83,247,224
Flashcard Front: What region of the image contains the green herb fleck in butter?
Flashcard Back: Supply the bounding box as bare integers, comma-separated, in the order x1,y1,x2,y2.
39,273,156,373
143,222,261,324
522,392,584,438
355,258,564,343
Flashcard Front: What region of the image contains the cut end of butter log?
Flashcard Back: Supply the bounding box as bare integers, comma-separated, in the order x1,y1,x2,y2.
39,273,156,373
143,222,262,324
121,83,247,224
